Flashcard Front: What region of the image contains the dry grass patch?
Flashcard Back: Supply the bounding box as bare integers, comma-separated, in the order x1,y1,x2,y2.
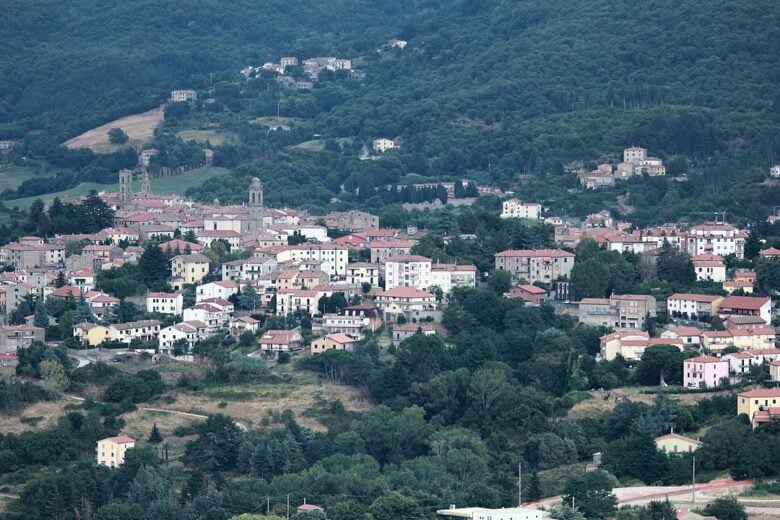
174,382,371,431
63,106,164,153
0,400,71,434
120,407,199,461
567,392,616,419
176,129,236,146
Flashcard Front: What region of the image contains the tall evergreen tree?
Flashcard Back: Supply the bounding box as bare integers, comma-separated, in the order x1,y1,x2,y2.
138,243,170,291
148,423,163,444
54,270,67,288
33,297,48,329
73,294,95,324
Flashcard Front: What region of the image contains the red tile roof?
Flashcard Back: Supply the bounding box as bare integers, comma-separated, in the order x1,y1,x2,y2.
495,248,574,258
685,356,725,364
720,296,770,310
738,388,780,398
104,435,135,444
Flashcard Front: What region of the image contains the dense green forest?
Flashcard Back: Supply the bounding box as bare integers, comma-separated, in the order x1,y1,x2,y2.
2,0,780,229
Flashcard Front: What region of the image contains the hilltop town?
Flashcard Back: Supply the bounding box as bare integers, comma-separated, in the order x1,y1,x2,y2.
1,1,780,518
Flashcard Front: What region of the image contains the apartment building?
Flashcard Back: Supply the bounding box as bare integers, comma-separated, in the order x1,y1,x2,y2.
579,294,657,330
500,199,542,219
666,293,724,321
494,249,575,284
384,255,432,291
146,292,183,316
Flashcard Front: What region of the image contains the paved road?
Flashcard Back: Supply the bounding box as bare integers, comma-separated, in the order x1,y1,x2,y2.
616,478,753,505
530,478,756,510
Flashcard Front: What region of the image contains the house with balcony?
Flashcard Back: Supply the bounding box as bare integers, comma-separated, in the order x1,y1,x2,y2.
683,356,729,389
719,296,772,325
691,254,726,282
737,388,780,427
666,293,723,322
579,294,656,330
146,292,183,316
252,330,303,355
494,249,575,284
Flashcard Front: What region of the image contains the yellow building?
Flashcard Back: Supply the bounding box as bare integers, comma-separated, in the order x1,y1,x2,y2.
737,388,780,417
170,253,210,289
722,280,754,294
654,433,702,454
311,333,356,354
96,435,135,468
73,323,111,346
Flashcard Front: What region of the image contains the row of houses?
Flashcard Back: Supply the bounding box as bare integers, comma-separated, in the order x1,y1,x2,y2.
554,222,752,259
577,146,666,189
600,316,776,362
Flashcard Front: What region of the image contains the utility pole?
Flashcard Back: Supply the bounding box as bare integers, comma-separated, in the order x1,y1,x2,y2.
267,497,270,514
518,461,522,506
692,455,696,503
286,494,290,519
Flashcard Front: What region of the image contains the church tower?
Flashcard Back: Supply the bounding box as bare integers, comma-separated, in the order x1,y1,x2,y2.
140,169,152,195
119,169,133,205
248,177,264,227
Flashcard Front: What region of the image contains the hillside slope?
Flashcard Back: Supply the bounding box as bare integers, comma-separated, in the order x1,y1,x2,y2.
0,0,415,136
1,0,779,225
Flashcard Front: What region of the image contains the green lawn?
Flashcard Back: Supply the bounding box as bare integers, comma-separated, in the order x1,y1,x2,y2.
4,166,231,209
176,129,237,146
250,116,300,127
291,137,354,151
0,165,42,192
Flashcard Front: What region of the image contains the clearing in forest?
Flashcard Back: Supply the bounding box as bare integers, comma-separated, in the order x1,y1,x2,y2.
63,106,165,153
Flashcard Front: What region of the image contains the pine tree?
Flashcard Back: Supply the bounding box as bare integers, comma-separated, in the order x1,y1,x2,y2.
527,471,543,500
139,242,171,291
54,271,67,288
33,297,48,329
100,304,118,326
454,180,466,198
239,285,261,311
148,423,163,444
73,294,95,324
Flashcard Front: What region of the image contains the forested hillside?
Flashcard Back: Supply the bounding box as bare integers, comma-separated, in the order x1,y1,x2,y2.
1,0,779,226
0,0,413,137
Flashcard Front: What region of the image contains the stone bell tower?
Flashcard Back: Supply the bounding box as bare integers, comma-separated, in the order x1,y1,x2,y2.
248,176,264,227
140,169,152,195
119,169,134,205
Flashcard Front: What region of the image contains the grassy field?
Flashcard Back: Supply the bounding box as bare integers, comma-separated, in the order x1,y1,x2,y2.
176,129,237,146
250,116,300,127
4,166,230,209
63,106,164,153
291,137,354,151
0,165,41,192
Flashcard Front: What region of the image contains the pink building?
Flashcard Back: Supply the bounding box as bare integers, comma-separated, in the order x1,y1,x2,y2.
683,356,729,389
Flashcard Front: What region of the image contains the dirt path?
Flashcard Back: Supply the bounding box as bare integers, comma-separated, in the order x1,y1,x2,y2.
62,394,247,431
